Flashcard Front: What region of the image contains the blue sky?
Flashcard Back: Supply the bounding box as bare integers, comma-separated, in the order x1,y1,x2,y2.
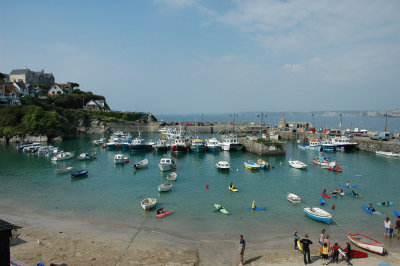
1,0,400,114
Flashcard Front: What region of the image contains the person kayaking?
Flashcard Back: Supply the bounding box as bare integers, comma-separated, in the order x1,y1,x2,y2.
332,204,336,210
346,182,350,188
323,188,327,194
367,204,375,212
251,201,257,210
320,199,327,206
380,201,390,206
229,182,236,190
339,189,344,194
351,190,360,197
157,207,165,215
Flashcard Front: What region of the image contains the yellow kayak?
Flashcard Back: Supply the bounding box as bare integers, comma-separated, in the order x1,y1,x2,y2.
229,186,239,192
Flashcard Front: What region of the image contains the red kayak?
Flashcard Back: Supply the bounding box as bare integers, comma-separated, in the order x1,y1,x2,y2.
323,165,343,172
156,210,174,218
321,193,331,198
342,248,368,258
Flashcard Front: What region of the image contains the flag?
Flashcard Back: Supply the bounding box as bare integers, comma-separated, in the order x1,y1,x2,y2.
339,122,342,128
384,125,387,132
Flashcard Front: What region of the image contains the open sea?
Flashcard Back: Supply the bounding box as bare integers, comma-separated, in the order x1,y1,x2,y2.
1,133,399,247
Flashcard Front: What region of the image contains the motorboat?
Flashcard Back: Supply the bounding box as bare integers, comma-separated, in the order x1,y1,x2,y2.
158,183,172,192
320,140,336,151
304,207,332,224
153,139,170,152
51,152,75,162
331,136,357,151
216,161,230,170
256,158,270,169
167,172,178,181
205,137,221,152
190,138,206,152
312,156,336,166
158,158,177,172
347,233,384,255
129,137,153,151
288,160,307,169
287,193,301,203
91,138,106,145
220,137,243,151
55,166,74,173
105,140,123,150
376,151,400,157
141,198,157,210
307,140,321,150
170,138,189,152
244,161,261,170
133,159,148,169
78,152,96,160
114,154,129,164
70,170,88,178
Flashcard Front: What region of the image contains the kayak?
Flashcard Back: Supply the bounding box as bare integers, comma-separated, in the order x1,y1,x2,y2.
323,165,343,172
156,210,174,218
319,198,327,206
376,201,393,206
363,205,374,214
321,193,331,198
228,186,238,192
248,207,267,210
214,204,229,215
342,185,358,188
342,247,368,258
394,210,400,217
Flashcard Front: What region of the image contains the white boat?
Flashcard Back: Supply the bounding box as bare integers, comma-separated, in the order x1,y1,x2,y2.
91,138,106,145
51,152,75,161
158,183,172,192
347,233,384,255
216,161,230,170
205,137,221,151
331,136,357,151
141,198,157,210
153,139,170,152
244,161,261,170
133,159,149,169
288,160,307,169
114,154,129,164
78,152,96,160
220,137,243,151
320,140,337,151
54,166,74,173
158,158,177,172
287,193,301,203
167,172,178,181
376,151,400,157
304,207,332,224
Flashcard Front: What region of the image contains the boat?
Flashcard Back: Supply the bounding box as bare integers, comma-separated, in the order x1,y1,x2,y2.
190,138,206,152
323,164,343,172
345,128,368,136
288,160,307,169
158,158,177,172
167,172,177,181
376,151,400,157
129,137,153,151
158,183,172,192
153,139,170,152
331,136,357,151
312,154,336,166
244,161,261,170
321,193,331,198
55,166,74,173
220,137,243,151
216,161,230,170
376,201,393,206
347,233,384,255
105,140,123,150
156,210,174,218
256,159,270,169
205,137,221,152
320,140,337,151
71,170,88,178
133,159,148,169
91,138,106,145
287,193,301,203
170,138,189,152
77,152,96,160
141,198,157,210
51,152,75,161
214,204,229,215
394,210,400,217
229,186,238,192
113,154,130,164
304,207,332,224
307,140,321,150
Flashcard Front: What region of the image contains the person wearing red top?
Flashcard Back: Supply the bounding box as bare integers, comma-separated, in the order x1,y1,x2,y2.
331,242,340,263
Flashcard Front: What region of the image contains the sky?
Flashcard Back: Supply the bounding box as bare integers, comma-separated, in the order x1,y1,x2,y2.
1,0,400,114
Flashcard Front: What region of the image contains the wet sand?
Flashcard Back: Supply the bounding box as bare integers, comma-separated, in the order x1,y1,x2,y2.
3,205,400,265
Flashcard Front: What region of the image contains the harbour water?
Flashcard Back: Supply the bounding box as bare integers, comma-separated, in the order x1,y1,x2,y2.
1,134,399,247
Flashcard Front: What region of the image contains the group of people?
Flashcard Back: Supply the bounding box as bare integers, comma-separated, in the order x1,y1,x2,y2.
294,229,351,265
384,215,400,239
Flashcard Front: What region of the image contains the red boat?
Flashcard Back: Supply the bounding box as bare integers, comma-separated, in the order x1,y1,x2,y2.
156,210,174,218
347,233,384,255
321,193,331,198
323,165,343,172
170,139,189,152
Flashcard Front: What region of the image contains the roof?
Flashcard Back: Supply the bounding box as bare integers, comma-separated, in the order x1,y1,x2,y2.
0,84,20,96
0,218,21,231
10,69,30,75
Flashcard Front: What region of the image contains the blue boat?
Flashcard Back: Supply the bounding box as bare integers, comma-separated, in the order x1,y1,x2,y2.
304,207,332,224
394,210,400,217
71,170,88,178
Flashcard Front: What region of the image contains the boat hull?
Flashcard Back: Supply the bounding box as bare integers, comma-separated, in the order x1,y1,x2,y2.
347,233,384,255
304,208,332,224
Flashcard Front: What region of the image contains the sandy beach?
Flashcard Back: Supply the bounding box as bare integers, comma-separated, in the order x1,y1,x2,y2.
3,204,399,266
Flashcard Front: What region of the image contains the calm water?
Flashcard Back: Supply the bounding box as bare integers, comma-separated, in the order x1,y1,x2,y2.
1,134,399,244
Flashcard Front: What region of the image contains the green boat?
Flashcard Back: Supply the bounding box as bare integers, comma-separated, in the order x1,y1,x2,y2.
214,204,229,215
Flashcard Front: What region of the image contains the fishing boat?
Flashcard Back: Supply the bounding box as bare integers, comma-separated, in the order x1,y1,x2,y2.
190,138,206,152
287,193,301,203
141,198,157,210
158,158,177,172
347,233,384,255
256,158,270,169
216,161,230,170
376,151,400,157
77,152,96,160
105,140,123,150
170,138,189,152
133,159,148,169
153,139,170,152
55,166,74,173
70,170,88,178
320,140,337,151
205,137,221,151
91,138,106,145
307,140,321,150
158,183,172,192
288,160,307,169
220,137,243,151
51,152,74,162
304,208,332,224
244,161,261,170
113,154,129,164
312,156,336,166
129,137,153,151
167,172,177,181
331,136,357,151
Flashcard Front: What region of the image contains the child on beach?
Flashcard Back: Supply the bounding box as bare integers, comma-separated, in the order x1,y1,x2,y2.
294,231,300,250
321,242,329,265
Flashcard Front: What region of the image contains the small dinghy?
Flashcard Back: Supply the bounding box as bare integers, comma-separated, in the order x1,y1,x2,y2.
244,161,261,170
347,233,384,255
216,161,230,170
78,152,96,160
133,159,148,169
141,198,157,210
167,172,177,181
287,193,301,203
214,204,229,215
256,158,270,169
288,160,307,169
55,166,74,173
158,183,172,192
114,154,129,164
304,207,332,224
71,170,88,178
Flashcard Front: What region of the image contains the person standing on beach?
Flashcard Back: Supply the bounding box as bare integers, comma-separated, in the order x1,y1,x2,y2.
319,229,326,246
300,234,313,264
294,231,300,250
238,235,246,266
384,217,393,238
331,241,340,263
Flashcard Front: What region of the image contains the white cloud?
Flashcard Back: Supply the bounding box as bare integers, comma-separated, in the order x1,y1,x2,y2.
282,64,304,73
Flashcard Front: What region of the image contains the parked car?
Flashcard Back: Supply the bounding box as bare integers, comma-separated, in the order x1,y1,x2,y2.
343,132,354,138
370,132,391,141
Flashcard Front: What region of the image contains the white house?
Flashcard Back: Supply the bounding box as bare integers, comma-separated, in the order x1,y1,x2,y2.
48,84,64,95
86,99,105,110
